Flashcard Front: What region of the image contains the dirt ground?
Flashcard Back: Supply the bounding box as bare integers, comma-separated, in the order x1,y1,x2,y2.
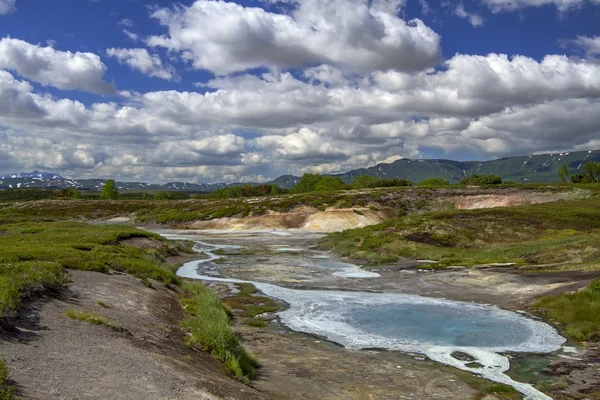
241,324,482,400
0,269,267,400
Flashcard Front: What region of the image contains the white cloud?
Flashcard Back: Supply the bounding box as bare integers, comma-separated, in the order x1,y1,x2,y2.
1,47,600,182
482,0,600,13
118,18,133,27
0,37,115,94
568,35,600,58
106,48,178,81
455,4,485,26
147,0,441,75
0,0,15,15
123,29,139,42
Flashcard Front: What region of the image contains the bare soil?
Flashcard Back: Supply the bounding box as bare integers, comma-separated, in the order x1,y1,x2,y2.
0,270,268,400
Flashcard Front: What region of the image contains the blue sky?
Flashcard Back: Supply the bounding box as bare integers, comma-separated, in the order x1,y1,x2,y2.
0,0,599,183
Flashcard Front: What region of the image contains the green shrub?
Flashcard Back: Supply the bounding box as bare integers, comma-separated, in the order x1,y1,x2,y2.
418,178,451,186
154,191,191,200
100,179,119,200
460,174,502,185
351,175,412,189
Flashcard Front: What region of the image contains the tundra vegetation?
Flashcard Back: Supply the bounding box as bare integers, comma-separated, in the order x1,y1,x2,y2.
322,198,600,342
0,220,257,382
2,176,600,384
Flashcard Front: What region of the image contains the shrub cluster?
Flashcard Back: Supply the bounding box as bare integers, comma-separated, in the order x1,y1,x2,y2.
351,175,412,189
206,184,287,199
570,161,600,184
459,174,503,185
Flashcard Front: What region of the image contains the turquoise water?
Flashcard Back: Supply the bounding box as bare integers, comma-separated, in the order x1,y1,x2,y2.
161,230,565,400
347,303,530,348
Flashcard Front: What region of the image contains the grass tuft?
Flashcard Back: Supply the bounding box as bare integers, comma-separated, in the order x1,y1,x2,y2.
247,318,269,328
0,355,16,400
180,282,259,382
63,309,119,329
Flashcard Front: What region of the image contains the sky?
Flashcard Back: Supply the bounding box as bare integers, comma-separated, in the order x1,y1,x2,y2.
0,0,599,183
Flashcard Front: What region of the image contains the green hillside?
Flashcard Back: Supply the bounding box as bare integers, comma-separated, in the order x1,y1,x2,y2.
332,150,600,184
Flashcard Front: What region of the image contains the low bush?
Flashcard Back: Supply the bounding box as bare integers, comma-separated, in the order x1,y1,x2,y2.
460,174,503,185
351,175,412,189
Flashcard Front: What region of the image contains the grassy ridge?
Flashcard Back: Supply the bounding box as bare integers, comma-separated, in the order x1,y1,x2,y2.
180,282,259,382
322,199,600,269
0,221,179,319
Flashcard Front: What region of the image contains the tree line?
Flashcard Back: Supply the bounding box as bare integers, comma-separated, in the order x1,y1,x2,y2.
559,161,600,184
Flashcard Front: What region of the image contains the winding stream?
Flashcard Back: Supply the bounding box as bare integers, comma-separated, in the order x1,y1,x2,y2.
162,230,566,400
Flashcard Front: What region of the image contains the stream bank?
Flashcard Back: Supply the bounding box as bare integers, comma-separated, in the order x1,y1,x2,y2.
159,229,592,400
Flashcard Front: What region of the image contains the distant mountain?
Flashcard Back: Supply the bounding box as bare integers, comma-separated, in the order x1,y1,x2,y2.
1,150,599,192
0,170,65,180
327,149,600,185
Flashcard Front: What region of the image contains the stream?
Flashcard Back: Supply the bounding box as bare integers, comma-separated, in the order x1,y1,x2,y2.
160,230,566,400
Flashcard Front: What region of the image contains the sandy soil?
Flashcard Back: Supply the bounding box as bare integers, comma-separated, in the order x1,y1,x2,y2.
0,270,268,400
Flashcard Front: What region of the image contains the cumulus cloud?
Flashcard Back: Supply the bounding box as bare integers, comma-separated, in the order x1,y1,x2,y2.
0,0,15,15
0,37,115,94
455,4,485,26
1,45,600,181
482,0,600,13
147,0,442,75
106,48,179,81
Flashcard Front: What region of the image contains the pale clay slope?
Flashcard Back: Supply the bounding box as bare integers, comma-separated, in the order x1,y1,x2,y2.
184,192,563,232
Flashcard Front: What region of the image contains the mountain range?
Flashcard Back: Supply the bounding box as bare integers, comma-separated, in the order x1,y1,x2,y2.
1,149,599,192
